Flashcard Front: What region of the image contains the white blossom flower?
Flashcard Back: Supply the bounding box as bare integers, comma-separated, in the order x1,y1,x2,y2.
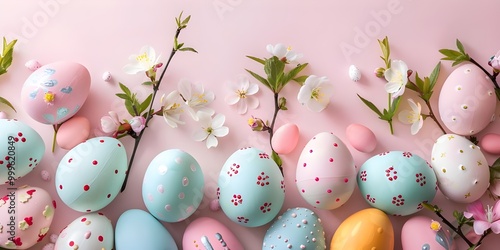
123,46,161,74
384,60,408,98
398,98,424,135
193,112,229,149
100,111,120,134
225,77,259,114
160,90,185,128
178,80,215,121
266,43,302,64
297,75,333,112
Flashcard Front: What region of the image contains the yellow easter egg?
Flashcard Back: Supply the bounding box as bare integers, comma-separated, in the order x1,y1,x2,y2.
330,208,394,250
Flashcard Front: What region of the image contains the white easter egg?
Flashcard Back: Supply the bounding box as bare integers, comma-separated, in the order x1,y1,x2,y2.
55,213,113,250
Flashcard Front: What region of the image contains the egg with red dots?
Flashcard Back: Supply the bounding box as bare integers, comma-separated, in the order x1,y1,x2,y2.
54,213,113,250
262,207,326,250
55,137,128,212
218,147,285,227
0,186,56,250
438,64,497,136
296,132,357,210
431,134,490,203
21,61,91,125
357,151,437,216
0,119,45,185
142,149,205,222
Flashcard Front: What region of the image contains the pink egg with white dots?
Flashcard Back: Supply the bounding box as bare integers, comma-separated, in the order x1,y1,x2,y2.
296,132,356,210
54,213,113,250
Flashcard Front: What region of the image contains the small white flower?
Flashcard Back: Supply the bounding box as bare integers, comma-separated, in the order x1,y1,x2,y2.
297,75,333,112
266,43,302,64
123,46,160,74
384,60,408,98
398,98,424,135
225,77,259,114
178,80,215,121
160,91,185,128
100,111,120,134
193,113,229,149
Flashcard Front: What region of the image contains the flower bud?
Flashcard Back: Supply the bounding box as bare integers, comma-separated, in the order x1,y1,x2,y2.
374,67,385,78
489,53,500,72
129,116,147,133
248,116,266,131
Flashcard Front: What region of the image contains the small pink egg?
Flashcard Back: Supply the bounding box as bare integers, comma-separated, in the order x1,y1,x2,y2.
271,123,299,154
25,59,42,71
56,116,90,150
345,123,377,153
0,111,6,119
209,199,220,211
41,170,51,181
480,133,500,154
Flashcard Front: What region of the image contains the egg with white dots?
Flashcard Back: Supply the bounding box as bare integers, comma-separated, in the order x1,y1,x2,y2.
142,149,204,222
431,134,489,203
262,207,326,250
438,64,497,135
54,213,113,250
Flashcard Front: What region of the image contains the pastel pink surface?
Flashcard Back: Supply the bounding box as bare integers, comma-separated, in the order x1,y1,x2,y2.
345,123,377,153
55,116,90,150
271,123,299,154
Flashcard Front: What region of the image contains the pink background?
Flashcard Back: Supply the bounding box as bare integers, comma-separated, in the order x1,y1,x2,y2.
2,0,500,249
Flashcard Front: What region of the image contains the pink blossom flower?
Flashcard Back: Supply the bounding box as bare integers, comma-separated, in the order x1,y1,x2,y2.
463,200,500,235
489,50,500,71
129,116,146,133
100,111,120,134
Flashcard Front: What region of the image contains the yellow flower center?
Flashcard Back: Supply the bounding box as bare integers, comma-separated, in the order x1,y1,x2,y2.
192,93,208,106
430,220,441,231
237,90,247,99
205,127,213,135
44,92,55,103
287,46,292,51
247,117,255,126
406,110,420,123
311,87,323,101
136,52,150,62
390,71,404,85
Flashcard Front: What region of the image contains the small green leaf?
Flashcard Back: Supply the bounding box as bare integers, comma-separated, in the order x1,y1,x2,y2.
271,151,282,168
405,80,420,93
178,47,198,53
0,67,6,75
438,49,462,61
281,63,308,86
428,62,441,91
456,39,465,54
181,15,191,26
0,96,16,112
245,69,271,90
142,81,153,86
390,96,401,114
293,75,309,85
414,72,424,90
118,82,132,96
246,55,266,65
420,202,435,211
116,93,131,101
124,100,136,117
264,56,286,92
139,94,153,115
358,94,383,117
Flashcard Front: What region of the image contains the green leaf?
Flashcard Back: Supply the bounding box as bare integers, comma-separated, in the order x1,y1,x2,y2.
139,94,153,115
378,36,391,68
390,96,401,114
245,69,271,90
246,55,266,65
271,151,282,168
428,62,441,91
278,97,287,110
181,15,191,26
281,63,308,87
264,56,285,92
118,82,132,96
414,72,424,91
142,81,154,86
438,49,462,61
293,75,309,85
405,80,420,93
124,100,136,117
178,47,198,53
116,93,131,101
0,96,16,112
358,94,383,117
0,67,6,75
456,39,465,54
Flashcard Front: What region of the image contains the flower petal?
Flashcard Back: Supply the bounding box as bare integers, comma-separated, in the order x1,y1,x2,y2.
473,220,491,235
410,117,423,135
236,100,248,114
466,200,487,221
398,110,413,124
246,96,259,110
246,82,259,95
225,94,240,105
178,80,193,100
213,126,229,137
123,64,143,74
272,44,287,58
193,129,208,142
206,135,218,149
384,82,402,94
307,99,327,112
211,114,225,128
490,220,500,234
297,85,313,104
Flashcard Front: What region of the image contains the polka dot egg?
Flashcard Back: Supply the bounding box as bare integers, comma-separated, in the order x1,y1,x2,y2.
296,132,357,210
55,137,127,212
262,207,326,250
55,212,113,250
142,149,204,222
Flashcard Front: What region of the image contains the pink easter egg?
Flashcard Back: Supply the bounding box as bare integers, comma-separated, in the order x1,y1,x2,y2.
182,217,243,250
438,64,496,135
271,123,299,154
0,111,7,119
401,216,456,249
56,116,90,150
21,61,91,125
480,133,500,155
345,123,377,153
0,186,56,249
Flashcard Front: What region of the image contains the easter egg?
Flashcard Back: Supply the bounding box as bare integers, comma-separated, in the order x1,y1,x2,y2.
296,132,356,210
431,134,489,203
183,217,243,250
115,209,178,250
357,151,437,216
0,186,56,249
55,213,113,250
345,123,377,153
271,123,299,155
479,133,500,155
55,137,127,212
330,208,394,250
142,149,204,222
401,216,456,250
263,207,326,250
218,147,285,227
21,61,91,125
438,64,496,135
0,119,45,185
56,116,90,150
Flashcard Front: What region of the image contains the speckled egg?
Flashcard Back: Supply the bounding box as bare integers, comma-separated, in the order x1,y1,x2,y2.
183,217,243,250
21,61,91,125
55,213,113,250
0,119,45,185
357,151,437,216
218,147,285,227
438,64,496,135
263,207,325,250
401,216,456,250
296,132,356,210
330,208,394,250
55,137,127,212
0,186,56,249
142,149,204,222
431,134,489,203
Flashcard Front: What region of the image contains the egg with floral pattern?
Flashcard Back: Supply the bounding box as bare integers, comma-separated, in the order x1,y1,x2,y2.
218,147,285,227
55,213,113,250
357,151,437,216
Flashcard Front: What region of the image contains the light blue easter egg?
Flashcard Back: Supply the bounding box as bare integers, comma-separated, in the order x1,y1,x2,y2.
0,119,45,185
55,137,127,212
115,209,178,250
218,147,285,227
357,151,437,216
262,207,326,250
142,149,204,222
